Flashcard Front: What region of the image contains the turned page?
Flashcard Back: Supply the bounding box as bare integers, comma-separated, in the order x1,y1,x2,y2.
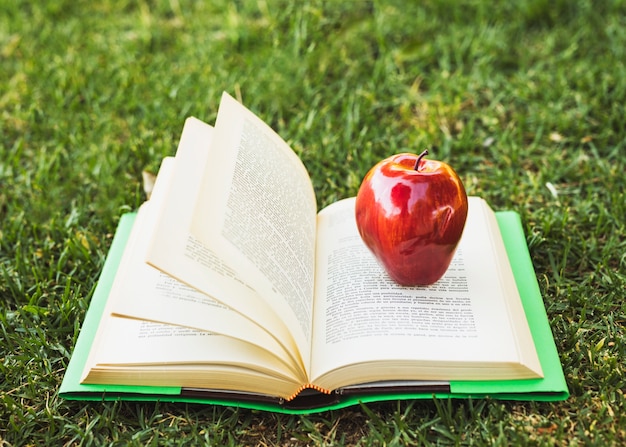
102,158,301,377
310,197,542,383
145,117,304,369
190,93,318,366
147,93,318,372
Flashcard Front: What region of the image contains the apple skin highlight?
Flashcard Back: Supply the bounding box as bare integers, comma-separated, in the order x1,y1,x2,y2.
355,153,468,286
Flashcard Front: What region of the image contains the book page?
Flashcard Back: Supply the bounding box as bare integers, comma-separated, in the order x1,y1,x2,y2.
97,158,302,376
188,93,318,367
110,202,300,372
84,317,304,384
83,310,305,397
145,115,306,370
310,197,542,386
477,203,544,376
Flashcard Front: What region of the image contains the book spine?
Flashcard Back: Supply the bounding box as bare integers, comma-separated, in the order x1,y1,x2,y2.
286,383,332,401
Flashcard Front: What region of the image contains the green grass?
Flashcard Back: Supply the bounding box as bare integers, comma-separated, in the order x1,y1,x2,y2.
2,0,625,444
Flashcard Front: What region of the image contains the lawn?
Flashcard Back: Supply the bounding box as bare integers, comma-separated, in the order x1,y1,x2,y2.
1,0,625,445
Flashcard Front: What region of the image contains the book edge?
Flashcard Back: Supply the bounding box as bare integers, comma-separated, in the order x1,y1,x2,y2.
449,211,568,397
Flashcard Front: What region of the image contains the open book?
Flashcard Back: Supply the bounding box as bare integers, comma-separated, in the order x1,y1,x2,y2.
60,93,568,412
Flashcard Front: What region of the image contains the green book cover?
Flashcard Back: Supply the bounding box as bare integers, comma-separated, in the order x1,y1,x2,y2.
60,210,568,414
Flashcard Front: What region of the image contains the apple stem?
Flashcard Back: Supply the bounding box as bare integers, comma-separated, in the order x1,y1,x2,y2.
414,150,429,171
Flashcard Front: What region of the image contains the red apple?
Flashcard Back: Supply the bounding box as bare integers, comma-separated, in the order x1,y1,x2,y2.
355,151,468,286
